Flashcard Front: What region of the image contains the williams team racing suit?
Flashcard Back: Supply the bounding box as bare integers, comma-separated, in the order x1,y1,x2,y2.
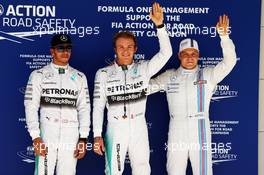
93,26,172,175
149,35,237,175
24,63,90,175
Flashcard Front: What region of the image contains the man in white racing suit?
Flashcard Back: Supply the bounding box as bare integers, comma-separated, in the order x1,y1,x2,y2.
149,15,237,175
92,3,172,175
24,34,90,175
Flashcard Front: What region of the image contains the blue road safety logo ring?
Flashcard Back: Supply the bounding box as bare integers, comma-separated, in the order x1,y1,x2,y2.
0,4,4,16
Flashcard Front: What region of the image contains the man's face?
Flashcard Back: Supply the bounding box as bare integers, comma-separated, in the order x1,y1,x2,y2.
115,37,137,66
50,44,72,66
178,48,199,70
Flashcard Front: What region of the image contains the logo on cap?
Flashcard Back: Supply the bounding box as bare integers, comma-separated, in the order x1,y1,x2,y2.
180,41,189,48
60,35,68,42
179,38,199,53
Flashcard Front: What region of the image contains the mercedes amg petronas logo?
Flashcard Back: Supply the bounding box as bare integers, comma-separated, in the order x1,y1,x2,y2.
0,4,4,16
170,76,177,82
60,35,68,41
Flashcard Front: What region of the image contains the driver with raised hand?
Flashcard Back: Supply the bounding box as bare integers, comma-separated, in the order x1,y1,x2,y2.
149,15,237,175
92,2,172,175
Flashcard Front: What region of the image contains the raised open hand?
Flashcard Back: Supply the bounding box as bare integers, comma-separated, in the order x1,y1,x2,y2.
150,2,164,27
216,14,230,36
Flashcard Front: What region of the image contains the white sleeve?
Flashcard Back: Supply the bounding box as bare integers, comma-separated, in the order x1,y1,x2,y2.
24,71,42,140
76,74,91,139
209,35,237,84
146,26,173,77
92,69,107,137
148,70,170,95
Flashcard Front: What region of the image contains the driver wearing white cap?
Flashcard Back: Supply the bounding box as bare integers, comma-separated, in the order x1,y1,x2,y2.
149,15,237,175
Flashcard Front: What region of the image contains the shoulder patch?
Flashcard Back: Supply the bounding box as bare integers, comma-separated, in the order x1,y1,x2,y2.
77,72,83,78
101,69,108,73
36,70,43,74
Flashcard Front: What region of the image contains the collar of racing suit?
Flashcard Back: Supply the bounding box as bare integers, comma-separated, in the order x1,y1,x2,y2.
179,66,199,75
114,61,135,72
50,62,70,74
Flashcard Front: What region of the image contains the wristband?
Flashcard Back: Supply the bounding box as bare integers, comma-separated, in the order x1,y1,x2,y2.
156,23,164,29
79,138,87,144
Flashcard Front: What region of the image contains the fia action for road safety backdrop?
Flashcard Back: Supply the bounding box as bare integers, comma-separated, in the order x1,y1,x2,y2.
0,0,261,174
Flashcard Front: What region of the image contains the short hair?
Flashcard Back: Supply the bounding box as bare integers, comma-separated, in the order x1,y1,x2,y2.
113,31,137,48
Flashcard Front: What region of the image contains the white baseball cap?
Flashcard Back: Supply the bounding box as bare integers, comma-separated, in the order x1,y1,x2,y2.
179,38,199,53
